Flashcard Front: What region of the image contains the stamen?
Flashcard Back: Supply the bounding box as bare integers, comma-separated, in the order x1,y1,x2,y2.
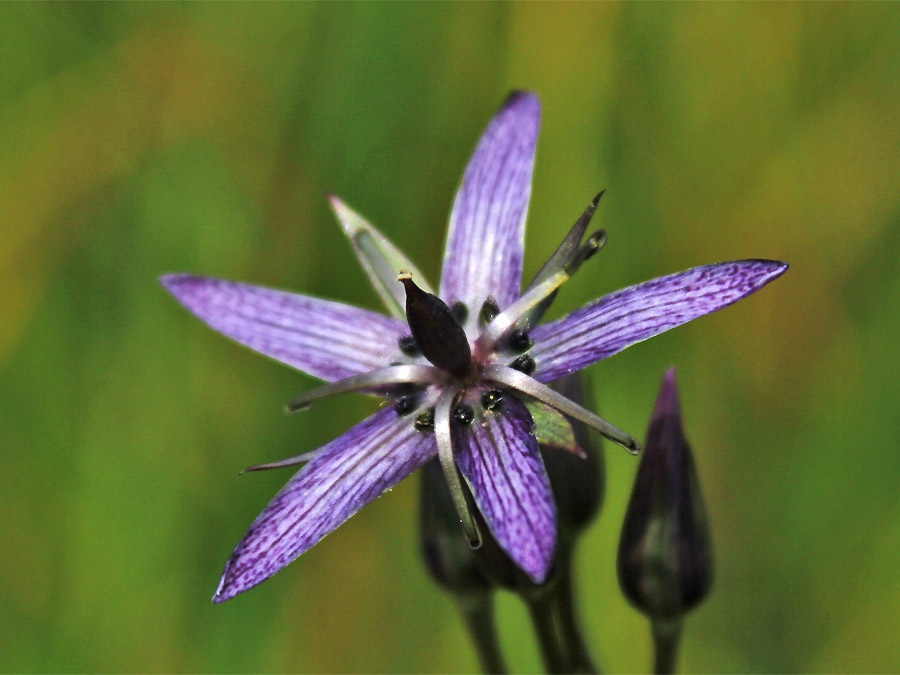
475,268,570,354
525,191,604,294
435,390,482,548
518,193,608,328
483,365,641,455
399,272,474,379
285,364,442,413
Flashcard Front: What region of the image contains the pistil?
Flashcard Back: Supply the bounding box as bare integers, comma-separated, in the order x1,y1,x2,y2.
399,272,474,379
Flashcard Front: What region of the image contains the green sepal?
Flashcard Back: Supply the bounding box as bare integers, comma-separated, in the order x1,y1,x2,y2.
329,195,434,318
525,399,584,457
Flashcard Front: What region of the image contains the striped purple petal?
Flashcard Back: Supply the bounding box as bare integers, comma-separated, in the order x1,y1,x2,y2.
530,260,788,382
213,408,437,602
453,395,556,583
160,275,407,382
440,92,540,312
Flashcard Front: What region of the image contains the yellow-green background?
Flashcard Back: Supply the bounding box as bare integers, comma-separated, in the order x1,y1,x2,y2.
2,3,898,673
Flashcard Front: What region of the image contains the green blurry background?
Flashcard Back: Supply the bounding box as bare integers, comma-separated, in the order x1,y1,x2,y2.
2,3,898,673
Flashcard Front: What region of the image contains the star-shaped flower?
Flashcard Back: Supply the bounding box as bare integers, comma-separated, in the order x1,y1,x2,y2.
161,92,786,602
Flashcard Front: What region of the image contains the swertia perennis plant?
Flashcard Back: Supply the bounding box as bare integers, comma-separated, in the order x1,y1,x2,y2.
161,91,786,603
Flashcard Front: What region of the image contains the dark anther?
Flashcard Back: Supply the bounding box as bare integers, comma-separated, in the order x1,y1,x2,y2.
399,274,473,379
481,389,504,411
414,407,435,432
507,328,532,353
393,395,418,417
453,405,474,426
510,354,536,375
450,301,468,325
398,335,420,357
479,298,500,327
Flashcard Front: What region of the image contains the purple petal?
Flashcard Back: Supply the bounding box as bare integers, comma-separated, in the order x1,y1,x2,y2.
214,407,437,602
161,275,407,382
440,92,540,312
531,260,788,382
453,395,556,583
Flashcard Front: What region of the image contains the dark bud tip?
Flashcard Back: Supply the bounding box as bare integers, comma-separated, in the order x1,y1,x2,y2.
399,273,473,378
617,367,713,620
591,189,606,207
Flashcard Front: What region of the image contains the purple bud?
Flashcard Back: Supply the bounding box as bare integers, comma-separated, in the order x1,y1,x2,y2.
617,368,713,620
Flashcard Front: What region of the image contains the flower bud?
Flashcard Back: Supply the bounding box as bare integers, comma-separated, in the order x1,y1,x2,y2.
617,368,713,620
419,458,491,596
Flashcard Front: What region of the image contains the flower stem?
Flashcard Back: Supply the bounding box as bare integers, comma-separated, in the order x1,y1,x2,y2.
651,617,683,675
526,593,570,674
459,594,507,674
550,556,597,674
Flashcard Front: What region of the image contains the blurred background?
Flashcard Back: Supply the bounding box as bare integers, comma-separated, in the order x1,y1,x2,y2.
1,3,898,673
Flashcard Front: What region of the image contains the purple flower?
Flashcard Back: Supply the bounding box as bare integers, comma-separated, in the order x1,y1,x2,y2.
161,92,786,602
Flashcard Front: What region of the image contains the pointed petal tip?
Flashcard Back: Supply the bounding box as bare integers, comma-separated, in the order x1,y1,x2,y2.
159,273,203,299
326,193,344,210
211,571,234,604
655,368,681,419
503,89,540,110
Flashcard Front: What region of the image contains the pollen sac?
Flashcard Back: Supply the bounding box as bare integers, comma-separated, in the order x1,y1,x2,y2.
414,407,435,432
481,389,503,412
507,328,533,353
398,335,420,357
479,298,500,327
450,301,468,326
393,395,418,417
399,275,473,379
453,404,474,426
510,354,536,375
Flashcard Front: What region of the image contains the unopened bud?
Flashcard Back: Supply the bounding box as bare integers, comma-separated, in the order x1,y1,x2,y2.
617,368,713,620
419,458,491,595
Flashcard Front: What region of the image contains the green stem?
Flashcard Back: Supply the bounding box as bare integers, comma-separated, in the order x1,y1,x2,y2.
527,593,569,674
459,595,507,674
651,618,683,675
551,560,597,674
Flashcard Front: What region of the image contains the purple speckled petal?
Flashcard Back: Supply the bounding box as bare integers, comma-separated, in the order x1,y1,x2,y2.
161,275,407,382
454,395,556,583
440,92,540,311
531,260,788,382
214,407,437,602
